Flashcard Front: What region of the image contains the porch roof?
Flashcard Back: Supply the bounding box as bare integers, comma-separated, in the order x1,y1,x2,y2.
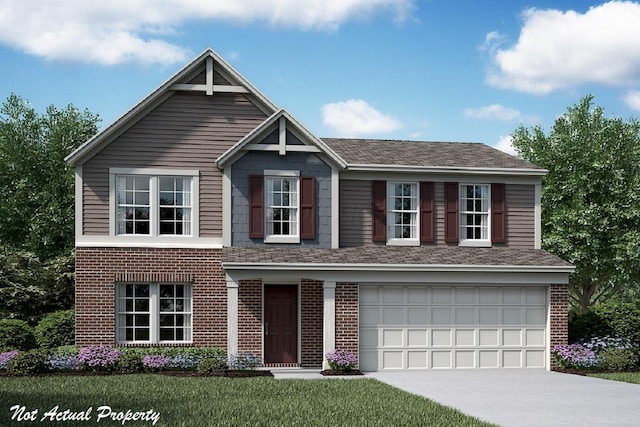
222,247,574,273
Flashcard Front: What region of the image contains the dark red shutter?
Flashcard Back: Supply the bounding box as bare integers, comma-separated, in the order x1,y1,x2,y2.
444,182,459,243
300,176,315,240
420,182,435,243
249,175,264,239
372,181,387,242
491,183,505,244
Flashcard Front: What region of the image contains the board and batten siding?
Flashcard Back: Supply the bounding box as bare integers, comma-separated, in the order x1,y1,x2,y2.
82,91,268,236
339,180,535,248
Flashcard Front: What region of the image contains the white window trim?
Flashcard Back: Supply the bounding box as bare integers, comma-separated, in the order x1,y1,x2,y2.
386,181,420,247
459,183,491,247
264,170,300,244
116,282,193,345
109,168,199,239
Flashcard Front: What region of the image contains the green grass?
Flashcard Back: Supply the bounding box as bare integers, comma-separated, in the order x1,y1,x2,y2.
588,372,640,384
0,375,495,427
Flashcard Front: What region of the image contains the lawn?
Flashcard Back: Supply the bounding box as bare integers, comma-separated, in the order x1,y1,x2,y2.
588,372,640,384
0,375,494,427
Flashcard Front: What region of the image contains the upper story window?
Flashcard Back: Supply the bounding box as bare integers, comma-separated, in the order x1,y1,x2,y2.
116,283,192,343
265,172,300,243
111,169,197,238
459,184,490,245
387,182,418,244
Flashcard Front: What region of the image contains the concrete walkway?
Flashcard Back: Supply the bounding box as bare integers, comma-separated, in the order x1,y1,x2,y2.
367,370,640,427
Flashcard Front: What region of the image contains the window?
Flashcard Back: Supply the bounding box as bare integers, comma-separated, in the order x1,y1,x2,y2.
115,174,193,236
116,283,192,343
265,174,299,243
387,182,418,244
460,184,490,245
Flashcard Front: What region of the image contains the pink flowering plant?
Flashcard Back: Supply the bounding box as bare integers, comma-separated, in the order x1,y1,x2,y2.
0,350,19,370
77,346,121,371
325,349,358,371
142,355,171,371
552,344,599,369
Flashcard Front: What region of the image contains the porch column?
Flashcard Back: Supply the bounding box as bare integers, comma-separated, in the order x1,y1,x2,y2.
226,276,239,356
323,281,336,370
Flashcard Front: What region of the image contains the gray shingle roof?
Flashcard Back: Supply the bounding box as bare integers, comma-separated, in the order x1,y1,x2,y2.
222,247,572,269
322,138,544,170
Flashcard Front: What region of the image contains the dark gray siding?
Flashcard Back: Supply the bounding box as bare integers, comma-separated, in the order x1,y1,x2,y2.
82,91,268,236
231,151,332,247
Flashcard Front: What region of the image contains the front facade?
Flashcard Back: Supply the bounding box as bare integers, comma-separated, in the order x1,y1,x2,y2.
67,49,573,370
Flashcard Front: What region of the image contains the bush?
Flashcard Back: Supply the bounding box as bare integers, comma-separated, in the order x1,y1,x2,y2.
0,350,19,369
227,353,261,370
325,349,358,371
117,353,144,374
34,309,75,348
45,354,79,371
600,348,639,371
197,356,227,373
142,355,170,371
552,344,599,369
6,349,47,375
77,346,121,371
570,302,640,347
0,319,36,351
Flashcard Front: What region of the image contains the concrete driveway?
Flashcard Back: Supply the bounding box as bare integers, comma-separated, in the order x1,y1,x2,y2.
367,370,640,427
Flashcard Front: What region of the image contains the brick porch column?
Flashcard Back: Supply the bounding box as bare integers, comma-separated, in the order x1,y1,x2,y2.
322,281,336,369
227,276,239,356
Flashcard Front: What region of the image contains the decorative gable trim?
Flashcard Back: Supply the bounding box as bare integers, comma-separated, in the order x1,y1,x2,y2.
65,48,278,166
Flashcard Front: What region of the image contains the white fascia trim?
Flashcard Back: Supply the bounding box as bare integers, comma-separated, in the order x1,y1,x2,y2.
535,183,542,250
223,167,232,247
221,262,575,274
76,236,223,249
331,168,339,249
75,166,83,238
109,167,199,176
346,164,547,176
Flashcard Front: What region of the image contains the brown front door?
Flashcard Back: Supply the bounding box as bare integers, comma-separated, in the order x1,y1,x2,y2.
264,285,298,364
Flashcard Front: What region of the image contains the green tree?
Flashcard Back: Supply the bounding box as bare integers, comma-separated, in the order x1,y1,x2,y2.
0,94,99,259
512,95,640,312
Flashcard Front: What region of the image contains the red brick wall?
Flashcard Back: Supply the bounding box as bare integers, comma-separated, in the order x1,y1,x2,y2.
75,247,227,348
335,282,359,367
301,279,323,367
238,279,262,355
549,283,568,368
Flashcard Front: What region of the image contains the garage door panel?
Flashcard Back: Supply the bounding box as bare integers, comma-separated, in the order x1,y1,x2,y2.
359,285,548,371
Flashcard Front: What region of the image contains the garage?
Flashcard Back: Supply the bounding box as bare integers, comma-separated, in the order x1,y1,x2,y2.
359,285,548,370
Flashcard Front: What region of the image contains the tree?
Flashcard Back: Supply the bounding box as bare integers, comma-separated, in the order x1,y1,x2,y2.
512,95,640,312
0,94,99,259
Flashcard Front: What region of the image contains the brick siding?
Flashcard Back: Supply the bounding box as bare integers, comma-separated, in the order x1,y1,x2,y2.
238,279,262,355
300,279,323,367
335,282,359,367
75,247,227,347
549,283,568,368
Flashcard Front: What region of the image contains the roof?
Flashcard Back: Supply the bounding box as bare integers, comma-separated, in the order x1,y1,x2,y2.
222,246,574,272
322,138,545,173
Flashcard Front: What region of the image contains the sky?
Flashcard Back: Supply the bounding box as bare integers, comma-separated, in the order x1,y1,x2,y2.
2,0,640,156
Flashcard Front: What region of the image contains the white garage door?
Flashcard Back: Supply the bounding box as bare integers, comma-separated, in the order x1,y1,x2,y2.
359,285,547,370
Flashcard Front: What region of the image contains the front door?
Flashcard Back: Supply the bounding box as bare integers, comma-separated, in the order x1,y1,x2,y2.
264,285,298,364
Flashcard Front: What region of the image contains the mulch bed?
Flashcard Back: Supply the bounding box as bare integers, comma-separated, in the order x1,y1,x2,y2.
552,367,640,376
0,370,274,378
320,369,363,376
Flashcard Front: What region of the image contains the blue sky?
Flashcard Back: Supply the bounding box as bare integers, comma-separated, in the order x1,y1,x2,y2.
2,0,640,155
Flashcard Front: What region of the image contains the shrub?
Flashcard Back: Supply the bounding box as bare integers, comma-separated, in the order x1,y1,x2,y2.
600,348,639,371
0,319,36,351
569,302,640,348
77,346,121,371
34,309,75,349
0,350,19,369
45,354,79,371
197,356,227,374
117,353,144,374
143,355,170,371
6,349,47,375
227,353,261,370
51,345,79,357
552,344,599,369
167,354,203,370
325,349,358,371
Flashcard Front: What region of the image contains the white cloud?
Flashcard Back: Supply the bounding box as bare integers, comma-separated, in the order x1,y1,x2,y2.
0,0,414,65
322,99,403,136
623,90,640,111
487,2,640,94
463,104,521,121
493,135,516,156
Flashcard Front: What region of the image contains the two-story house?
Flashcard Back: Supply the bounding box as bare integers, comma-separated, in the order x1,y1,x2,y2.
65,48,573,371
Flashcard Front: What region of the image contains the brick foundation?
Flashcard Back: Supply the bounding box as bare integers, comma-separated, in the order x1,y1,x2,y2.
75,247,227,348
335,282,359,367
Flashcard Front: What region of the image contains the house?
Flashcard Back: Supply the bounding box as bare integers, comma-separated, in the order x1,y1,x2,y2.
65,48,574,371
